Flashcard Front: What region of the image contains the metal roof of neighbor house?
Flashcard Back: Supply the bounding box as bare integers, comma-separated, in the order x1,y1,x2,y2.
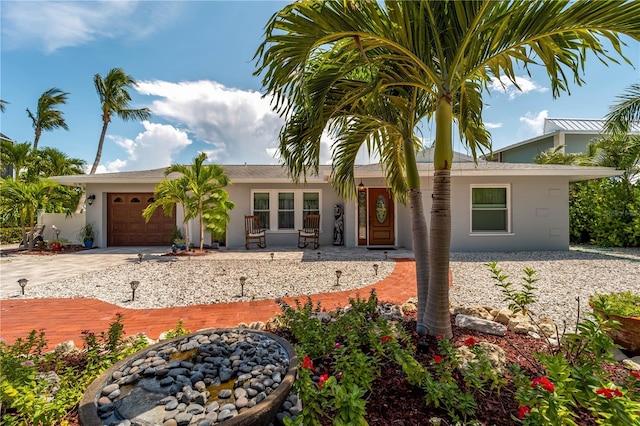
544,118,640,133
51,161,619,186
0,132,13,142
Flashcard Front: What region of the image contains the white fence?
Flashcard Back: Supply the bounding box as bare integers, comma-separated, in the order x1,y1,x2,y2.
39,212,86,245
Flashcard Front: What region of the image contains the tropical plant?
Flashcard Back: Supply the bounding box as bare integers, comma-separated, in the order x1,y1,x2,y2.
161,153,235,250
143,176,192,250
0,99,8,112
533,146,580,165
0,140,32,180
0,178,63,249
77,223,97,243
605,83,640,135
26,88,69,151
90,68,151,174
255,0,640,337
590,291,640,318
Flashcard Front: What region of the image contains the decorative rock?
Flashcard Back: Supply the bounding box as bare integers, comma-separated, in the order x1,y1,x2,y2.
611,348,629,362
455,314,507,336
163,420,178,426
236,396,249,408
492,308,514,325
537,317,557,338
174,412,193,426
507,314,536,334
623,358,640,371
453,306,494,321
54,340,78,355
218,389,232,399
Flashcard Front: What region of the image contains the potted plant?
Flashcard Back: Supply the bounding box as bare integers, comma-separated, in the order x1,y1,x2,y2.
590,291,640,355
50,225,63,251
78,223,97,249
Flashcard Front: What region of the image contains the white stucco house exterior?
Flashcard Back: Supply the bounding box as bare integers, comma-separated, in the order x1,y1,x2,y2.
51,159,619,252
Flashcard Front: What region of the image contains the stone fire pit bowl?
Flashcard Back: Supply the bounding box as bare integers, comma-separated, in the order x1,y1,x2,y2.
79,329,298,426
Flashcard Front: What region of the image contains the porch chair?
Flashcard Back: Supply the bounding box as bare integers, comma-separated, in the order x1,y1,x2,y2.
245,215,266,249
298,214,320,249
19,224,46,248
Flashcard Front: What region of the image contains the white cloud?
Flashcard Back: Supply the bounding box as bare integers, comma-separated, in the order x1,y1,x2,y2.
519,110,548,136
103,121,192,172
490,76,548,100
136,80,284,165
485,122,502,129
1,1,181,53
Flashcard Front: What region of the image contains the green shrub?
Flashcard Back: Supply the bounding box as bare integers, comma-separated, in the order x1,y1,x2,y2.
0,227,23,244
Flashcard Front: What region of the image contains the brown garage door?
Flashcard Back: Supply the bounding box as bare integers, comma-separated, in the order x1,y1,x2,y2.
107,193,176,246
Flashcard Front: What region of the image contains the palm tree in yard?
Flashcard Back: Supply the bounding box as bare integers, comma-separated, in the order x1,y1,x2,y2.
91,68,151,174
0,140,32,179
255,0,640,337
26,88,69,151
163,153,235,251
143,176,192,251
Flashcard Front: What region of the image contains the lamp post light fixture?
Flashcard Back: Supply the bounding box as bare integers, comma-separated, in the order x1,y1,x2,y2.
138,253,143,263
317,252,321,261
335,270,342,286
239,276,247,297
87,194,96,206
373,264,379,275
270,252,274,261
18,278,28,295
384,251,388,260
130,280,140,301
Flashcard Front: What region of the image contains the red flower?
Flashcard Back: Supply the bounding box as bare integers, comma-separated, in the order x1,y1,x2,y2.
301,355,314,370
381,335,393,344
334,342,342,349
433,355,443,363
631,371,640,379
436,334,444,339
464,337,477,346
517,406,531,419
318,374,329,388
596,387,623,398
531,376,555,392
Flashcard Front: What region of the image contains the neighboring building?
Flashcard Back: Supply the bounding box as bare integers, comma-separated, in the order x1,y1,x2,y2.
488,118,640,163
1,133,14,178
51,161,619,252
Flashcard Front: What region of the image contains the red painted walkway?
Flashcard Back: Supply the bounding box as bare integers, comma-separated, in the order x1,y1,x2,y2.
0,259,416,348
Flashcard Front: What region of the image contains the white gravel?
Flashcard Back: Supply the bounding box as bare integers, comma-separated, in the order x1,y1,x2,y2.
11,246,640,328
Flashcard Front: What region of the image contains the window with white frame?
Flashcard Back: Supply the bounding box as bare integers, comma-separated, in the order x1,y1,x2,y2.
470,185,510,233
253,192,270,229
251,190,322,231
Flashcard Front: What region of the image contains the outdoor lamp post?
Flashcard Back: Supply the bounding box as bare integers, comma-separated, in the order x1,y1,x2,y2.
373,264,379,275
317,252,321,261
270,252,274,261
138,253,143,263
240,276,246,297
335,270,342,286
384,251,388,260
130,280,140,301
18,278,28,295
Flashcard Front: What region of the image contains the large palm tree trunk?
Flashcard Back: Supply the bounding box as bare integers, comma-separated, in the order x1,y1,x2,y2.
424,94,454,338
410,188,430,337
91,121,109,174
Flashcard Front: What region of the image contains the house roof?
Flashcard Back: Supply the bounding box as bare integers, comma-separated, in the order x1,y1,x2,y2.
492,118,640,155
0,133,13,142
51,161,619,186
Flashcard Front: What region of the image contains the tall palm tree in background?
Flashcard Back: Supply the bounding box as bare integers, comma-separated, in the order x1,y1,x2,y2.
143,177,192,250
0,140,32,179
26,88,69,151
29,147,85,180
256,0,640,337
164,153,235,251
91,68,151,174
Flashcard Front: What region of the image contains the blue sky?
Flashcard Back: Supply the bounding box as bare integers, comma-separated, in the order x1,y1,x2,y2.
1,1,639,173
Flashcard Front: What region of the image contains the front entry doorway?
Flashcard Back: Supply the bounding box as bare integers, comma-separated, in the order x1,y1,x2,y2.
367,188,395,246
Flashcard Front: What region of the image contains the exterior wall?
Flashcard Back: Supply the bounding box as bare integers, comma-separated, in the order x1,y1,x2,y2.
564,134,598,154
39,212,86,245
500,136,553,163
225,181,343,248
449,176,569,251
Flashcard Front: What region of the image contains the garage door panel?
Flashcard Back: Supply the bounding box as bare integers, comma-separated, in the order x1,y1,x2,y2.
108,193,175,246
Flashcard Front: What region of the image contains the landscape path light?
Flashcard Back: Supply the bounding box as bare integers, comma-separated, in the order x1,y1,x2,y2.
240,276,247,297
373,264,379,275
18,278,28,295
270,252,274,261
335,270,342,286
317,252,321,261
138,253,143,263
384,251,388,260
130,280,140,301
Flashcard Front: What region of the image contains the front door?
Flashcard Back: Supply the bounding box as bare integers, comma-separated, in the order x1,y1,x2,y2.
368,188,395,246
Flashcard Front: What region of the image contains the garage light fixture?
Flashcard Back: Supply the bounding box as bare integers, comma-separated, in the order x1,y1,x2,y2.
87,194,96,206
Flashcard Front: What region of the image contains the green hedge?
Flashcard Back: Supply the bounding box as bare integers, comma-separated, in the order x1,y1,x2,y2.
0,227,23,244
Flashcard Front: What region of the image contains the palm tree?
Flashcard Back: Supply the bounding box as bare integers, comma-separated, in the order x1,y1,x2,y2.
605,84,640,135
91,68,151,174
533,146,579,165
143,177,192,250
256,0,640,337
26,88,69,151
0,140,32,179
27,147,85,182
0,178,60,249
0,99,8,112
164,153,235,251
